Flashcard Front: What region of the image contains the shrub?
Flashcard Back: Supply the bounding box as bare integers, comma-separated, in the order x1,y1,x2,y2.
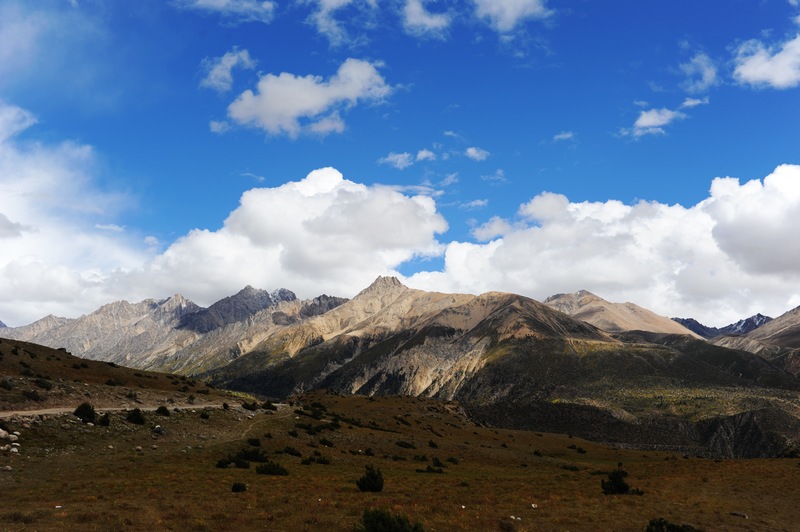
255,461,289,476
645,517,701,532
356,508,424,532
283,446,302,457
231,482,247,493
0,378,12,391
98,413,110,427
235,448,268,463
247,438,260,447
216,458,232,469
428,439,438,449
356,465,384,493
319,437,334,448
242,401,258,411
126,408,146,425
395,440,416,449
155,405,170,417
34,378,53,390
73,402,97,424
22,390,42,402
601,464,643,495
200,411,210,420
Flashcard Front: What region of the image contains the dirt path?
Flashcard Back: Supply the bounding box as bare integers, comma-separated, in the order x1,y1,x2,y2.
0,403,224,419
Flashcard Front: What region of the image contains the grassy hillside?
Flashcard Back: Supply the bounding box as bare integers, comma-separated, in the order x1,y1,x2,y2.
2,386,800,531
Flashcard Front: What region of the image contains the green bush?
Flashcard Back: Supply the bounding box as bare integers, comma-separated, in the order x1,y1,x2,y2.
155,405,170,417
255,461,289,476
601,464,643,495
126,408,146,425
355,508,424,532
356,465,384,493
73,402,97,424
98,413,111,427
231,482,247,493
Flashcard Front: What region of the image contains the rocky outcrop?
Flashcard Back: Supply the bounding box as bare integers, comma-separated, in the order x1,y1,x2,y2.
178,286,296,333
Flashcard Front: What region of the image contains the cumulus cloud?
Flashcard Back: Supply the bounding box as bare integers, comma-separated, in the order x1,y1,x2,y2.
200,48,256,93
403,0,451,38
465,146,490,160
176,0,277,24
137,167,448,305
473,0,553,33
679,52,718,93
407,164,800,327
733,33,800,89
226,58,392,137
0,102,149,325
379,151,414,169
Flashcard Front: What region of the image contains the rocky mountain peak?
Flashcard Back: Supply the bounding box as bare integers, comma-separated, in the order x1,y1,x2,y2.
0,319,5,328
358,276,407,295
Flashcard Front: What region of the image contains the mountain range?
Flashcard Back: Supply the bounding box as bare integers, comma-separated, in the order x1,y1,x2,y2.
672,314,773,339
2,277,800,457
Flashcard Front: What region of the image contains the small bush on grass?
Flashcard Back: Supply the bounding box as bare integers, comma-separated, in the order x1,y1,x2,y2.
319,437,334,447
155,405,170,417
356,465,384,492
235,448,268,463
231,482,247,493
247,438,260,447
200,411,210,420
355,508,424,532
22,390,42,402
98,413,110,426
395,440,415,449
601,464,643,495
74,402,97,424
283,446,302,457
34,378,53,390
126,408,146,425
255,461,289,476
216,458,233,469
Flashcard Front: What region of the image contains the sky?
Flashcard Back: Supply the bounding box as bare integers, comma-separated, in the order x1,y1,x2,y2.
1,0,800,327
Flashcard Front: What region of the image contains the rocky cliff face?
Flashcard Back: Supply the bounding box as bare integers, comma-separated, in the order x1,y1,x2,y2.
178,286,296,333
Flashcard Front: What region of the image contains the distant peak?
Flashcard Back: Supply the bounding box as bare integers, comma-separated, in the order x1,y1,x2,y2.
0,319,6,328
357,276,408,296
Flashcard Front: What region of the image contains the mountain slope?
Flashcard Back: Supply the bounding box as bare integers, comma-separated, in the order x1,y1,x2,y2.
544,290,701,337
673,314,772,339
177,286,296,333
208,279,800,457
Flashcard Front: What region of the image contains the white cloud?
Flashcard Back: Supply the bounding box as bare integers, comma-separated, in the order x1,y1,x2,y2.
679,53,718,93
465,146,490,160
200,48,256,93
460,199,488,210
733,33,800,89
553,131,574,141
473,0,553,33
136,167,448,306
379,152,414,169
481,169,507,182
680,97,709,108
626,107,687,137
471,216,513,241
209,120,231,133
416,148,436,161
403,0,451,38
226,58,392,137
0,102,148,325
176,0,277,24
305,0,377,46
407,164,800,327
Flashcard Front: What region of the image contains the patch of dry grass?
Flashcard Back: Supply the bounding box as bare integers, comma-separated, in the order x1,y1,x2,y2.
2,390,800,530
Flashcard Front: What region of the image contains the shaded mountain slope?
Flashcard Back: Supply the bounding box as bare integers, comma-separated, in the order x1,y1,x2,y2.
673,314,772,339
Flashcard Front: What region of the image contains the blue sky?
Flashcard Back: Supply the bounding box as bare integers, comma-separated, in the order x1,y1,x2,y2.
1,0,800,327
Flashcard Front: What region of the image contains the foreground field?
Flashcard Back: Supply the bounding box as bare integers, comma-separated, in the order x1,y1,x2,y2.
2,389,800,531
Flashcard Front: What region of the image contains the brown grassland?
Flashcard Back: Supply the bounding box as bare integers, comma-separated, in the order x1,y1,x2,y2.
1,339,800,531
